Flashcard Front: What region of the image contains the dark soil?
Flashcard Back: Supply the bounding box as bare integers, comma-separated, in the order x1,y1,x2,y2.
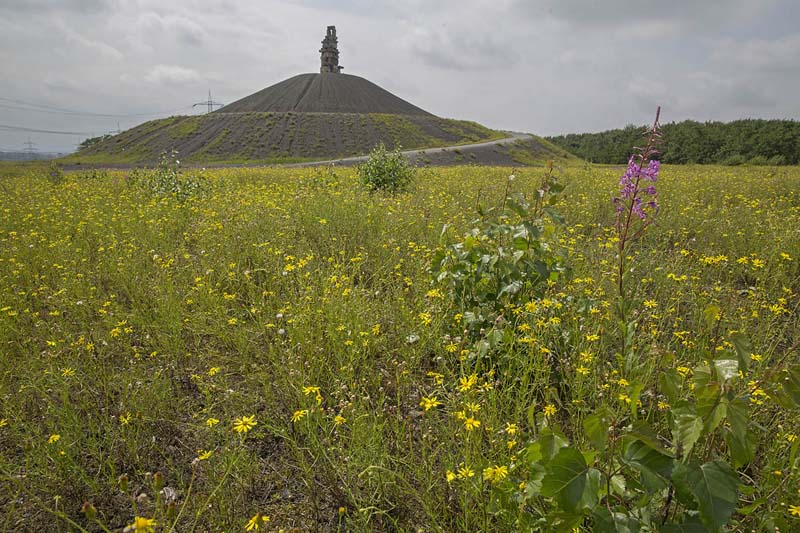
220,73,433,116
63,112,500,166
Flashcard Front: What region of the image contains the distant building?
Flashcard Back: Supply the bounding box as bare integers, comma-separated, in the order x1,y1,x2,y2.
320,26,343,73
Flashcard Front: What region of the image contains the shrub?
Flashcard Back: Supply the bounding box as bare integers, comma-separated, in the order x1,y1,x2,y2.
132,150,209,202
721,153,746,166
431,162,568,342
357,142,414,193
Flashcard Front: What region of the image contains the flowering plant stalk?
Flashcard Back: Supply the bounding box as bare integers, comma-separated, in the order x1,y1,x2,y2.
613,107,662,356
614,106,662,298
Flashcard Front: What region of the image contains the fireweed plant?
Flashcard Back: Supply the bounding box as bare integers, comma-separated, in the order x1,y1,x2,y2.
614,107,662,359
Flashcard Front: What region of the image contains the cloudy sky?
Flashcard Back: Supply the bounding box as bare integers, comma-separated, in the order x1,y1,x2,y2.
1,0,799,152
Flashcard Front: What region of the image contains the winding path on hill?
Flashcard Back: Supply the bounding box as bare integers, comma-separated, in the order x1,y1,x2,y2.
280,131,532,168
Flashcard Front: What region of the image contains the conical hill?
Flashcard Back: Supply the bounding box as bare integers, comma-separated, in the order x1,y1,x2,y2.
220,73,432,116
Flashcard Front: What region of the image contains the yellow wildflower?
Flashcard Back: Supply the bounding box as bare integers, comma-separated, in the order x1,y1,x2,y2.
457,465,474,479
125,516,156,532
291,409,309,423
457,373,477,393
420,396,441,411
483,465,509,484
233,415,257,434
245,513,270,531
464,417,481,431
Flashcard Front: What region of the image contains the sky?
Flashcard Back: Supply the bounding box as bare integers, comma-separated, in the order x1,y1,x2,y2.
1,0,799,152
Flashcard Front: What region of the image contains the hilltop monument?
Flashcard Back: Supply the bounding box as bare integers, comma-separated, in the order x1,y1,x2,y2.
320,26,343,74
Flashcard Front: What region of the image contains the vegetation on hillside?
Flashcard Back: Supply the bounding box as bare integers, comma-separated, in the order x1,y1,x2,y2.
62,112,505,166
1,159,799,530
548,119,800,165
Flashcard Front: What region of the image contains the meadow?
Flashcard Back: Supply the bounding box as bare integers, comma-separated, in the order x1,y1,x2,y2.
0,160,798,531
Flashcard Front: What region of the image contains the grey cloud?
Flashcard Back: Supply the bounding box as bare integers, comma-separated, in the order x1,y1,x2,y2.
407,26,518,70
0,0,112,13
511,0,776,29
144,65,202,85
137,13,208,46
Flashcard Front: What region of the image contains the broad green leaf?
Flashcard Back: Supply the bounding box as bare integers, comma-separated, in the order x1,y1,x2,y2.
659,369,682,404
672,460,739,531
546,511,584,533
779,365,800,408
583,409,610,451
543,206,565,225
525,428,568,464
506,198,528,218
695,385,725,434
593,507,641,533
724,396,755,468
540,446,598,513
622,439,674,482
729,332,751,372
713,358,739,383
692,364,713,389
523,462,547,497
627,422,672,455
672,408,704,459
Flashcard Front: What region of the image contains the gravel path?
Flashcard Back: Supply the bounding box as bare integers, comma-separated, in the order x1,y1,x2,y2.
280,131,532,168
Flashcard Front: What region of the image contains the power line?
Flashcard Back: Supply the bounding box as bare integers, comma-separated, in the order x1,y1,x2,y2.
0,123,105,136
0,96,193,118
193,90,223,114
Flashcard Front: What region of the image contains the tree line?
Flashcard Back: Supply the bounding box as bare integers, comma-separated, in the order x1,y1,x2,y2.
546,119,800,165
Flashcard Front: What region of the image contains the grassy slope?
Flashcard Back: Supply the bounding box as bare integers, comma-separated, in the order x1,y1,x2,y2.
61,112,506,166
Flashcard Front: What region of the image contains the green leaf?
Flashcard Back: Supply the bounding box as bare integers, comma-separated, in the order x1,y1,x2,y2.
672,460,739,531
660,515,707,533
660,369,682,404
622,439,674,482
729,332,751,372
672,407,704,459
583,409,610,451
779,365,800,408
692,364,713,389
543,206,565,225
724,396,755,468
695,384,725,434
525,428,568,464
498,280,523,298
713,358,739,383
540,447,598,513
593,508,641,533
